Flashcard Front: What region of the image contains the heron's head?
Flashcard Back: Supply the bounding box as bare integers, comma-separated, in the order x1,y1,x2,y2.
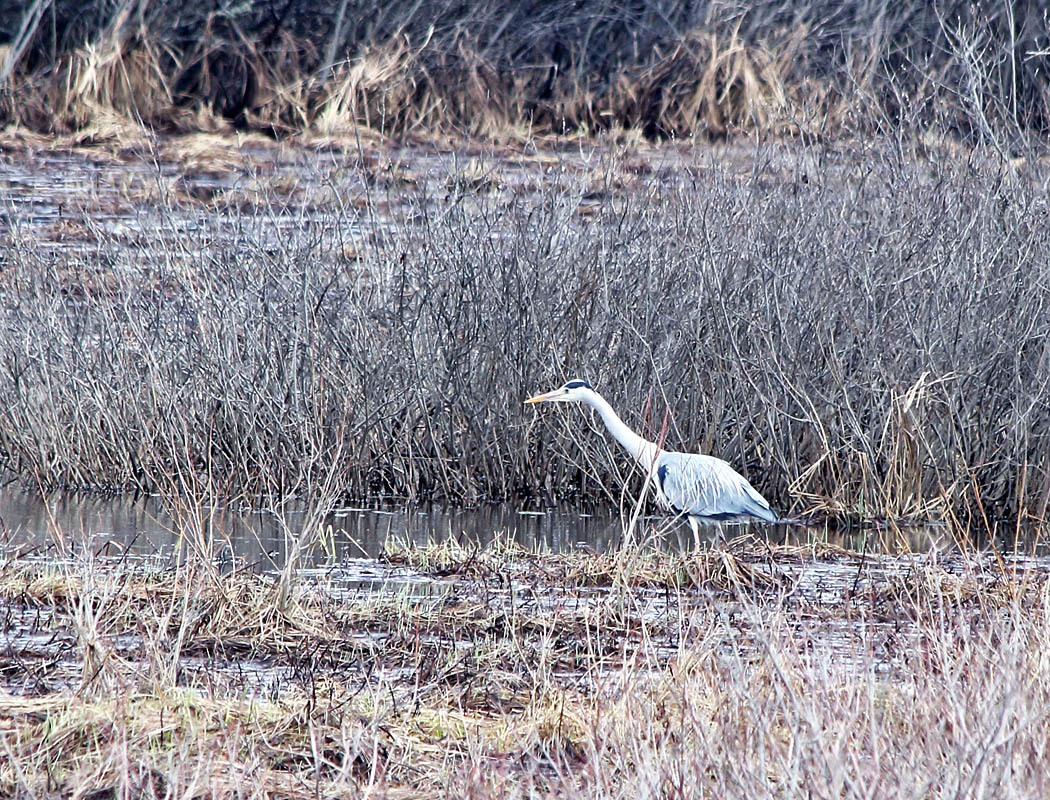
525,379,594,405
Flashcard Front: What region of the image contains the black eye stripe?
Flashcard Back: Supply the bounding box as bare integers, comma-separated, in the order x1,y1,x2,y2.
565,380,592,390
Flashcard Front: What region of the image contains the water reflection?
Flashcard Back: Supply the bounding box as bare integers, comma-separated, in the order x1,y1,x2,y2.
0,488,628,566
0,486,957,570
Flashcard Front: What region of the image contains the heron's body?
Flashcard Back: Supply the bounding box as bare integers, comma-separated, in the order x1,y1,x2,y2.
526,380,777,537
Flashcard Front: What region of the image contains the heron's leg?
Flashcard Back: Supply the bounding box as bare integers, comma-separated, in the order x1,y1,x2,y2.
687,516,701,550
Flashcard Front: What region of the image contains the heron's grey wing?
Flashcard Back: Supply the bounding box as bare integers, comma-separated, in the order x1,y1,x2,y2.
656,453,777,522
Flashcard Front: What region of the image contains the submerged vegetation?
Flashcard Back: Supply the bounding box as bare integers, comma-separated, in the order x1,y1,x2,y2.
2,539,1050,797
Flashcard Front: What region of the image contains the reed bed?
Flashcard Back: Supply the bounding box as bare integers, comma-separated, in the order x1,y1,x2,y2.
2,0,1049,148
1,539,1049,797
0,138,1047,527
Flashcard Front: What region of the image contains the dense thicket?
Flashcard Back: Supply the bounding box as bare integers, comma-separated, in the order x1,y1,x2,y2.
1,145,1047,525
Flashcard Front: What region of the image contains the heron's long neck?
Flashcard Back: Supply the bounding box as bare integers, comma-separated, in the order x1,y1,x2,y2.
582,391,660,470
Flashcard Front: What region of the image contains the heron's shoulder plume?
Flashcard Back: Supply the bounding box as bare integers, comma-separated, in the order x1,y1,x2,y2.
565,379,593,390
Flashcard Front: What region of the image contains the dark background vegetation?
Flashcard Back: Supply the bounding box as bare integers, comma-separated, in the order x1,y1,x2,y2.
2,0,1049,146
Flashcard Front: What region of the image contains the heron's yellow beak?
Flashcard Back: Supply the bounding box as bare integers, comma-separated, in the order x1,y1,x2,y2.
525,389,561,405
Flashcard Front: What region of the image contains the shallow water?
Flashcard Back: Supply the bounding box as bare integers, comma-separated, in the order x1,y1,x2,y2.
0,486,952,570
2,485,1044,700
0,488,624,565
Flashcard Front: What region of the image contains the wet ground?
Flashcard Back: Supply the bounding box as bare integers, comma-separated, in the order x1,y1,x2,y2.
0,131,851,270
1,484,1043,703
3,540,1046,700
0,134,625,262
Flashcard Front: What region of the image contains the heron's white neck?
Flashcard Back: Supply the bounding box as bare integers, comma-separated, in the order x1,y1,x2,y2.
580,390,660,471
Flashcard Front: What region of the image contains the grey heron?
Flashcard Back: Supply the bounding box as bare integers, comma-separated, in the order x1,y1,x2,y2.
526,379,778,538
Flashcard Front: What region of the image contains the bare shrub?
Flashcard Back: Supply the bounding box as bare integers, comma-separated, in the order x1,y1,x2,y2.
0,141,1046,524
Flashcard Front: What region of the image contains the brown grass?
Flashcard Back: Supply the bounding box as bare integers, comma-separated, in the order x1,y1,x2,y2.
1,537,1050,797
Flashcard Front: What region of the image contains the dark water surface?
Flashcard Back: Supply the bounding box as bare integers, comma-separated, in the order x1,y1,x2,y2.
0,486,955,569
